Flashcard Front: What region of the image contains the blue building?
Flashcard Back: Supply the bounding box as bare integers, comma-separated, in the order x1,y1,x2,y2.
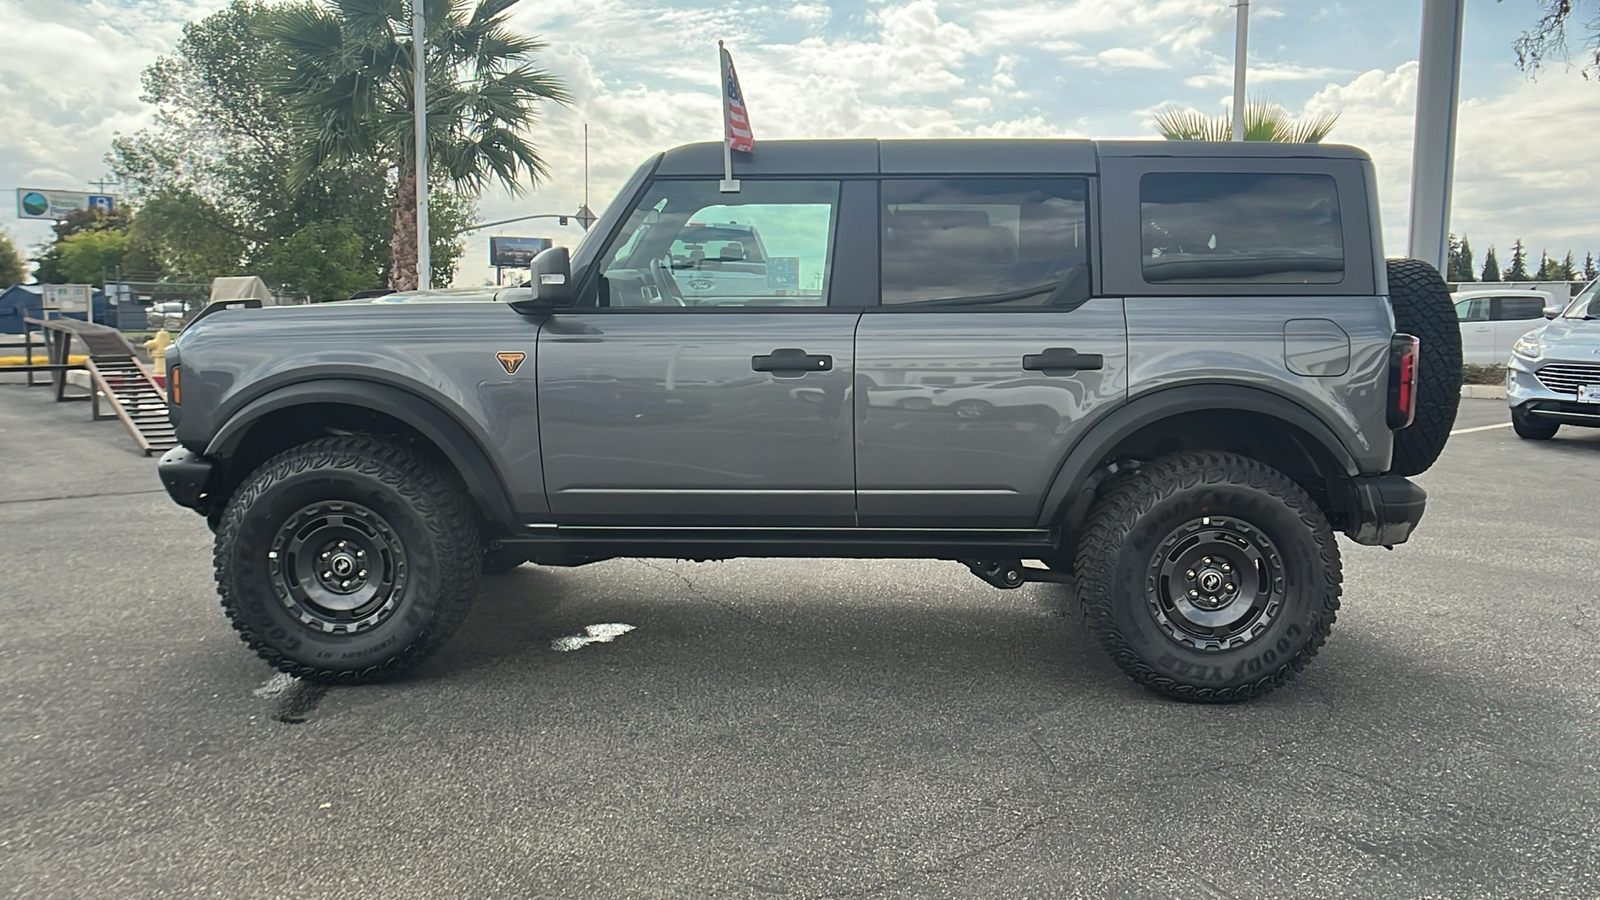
0,284,115,333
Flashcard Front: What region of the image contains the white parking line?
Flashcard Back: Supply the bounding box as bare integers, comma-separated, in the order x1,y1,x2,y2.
1450,422,1514,435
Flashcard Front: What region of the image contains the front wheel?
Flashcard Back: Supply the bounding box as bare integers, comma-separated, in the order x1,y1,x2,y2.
1512,405,1560,440
213,436,481,682
1075,452,1342,702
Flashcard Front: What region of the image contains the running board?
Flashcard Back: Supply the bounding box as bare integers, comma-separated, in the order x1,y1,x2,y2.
497,526,1058,561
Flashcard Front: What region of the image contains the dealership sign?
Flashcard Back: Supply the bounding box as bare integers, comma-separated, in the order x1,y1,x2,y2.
15,189,115,220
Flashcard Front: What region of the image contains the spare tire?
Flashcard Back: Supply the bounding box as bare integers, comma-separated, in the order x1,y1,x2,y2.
1386,258,1462,476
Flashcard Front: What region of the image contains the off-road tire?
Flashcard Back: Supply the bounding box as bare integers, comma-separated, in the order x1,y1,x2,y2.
481,546,530,574
1387,258,1462,475
1075,452,1342,702
1511,405,1560,440
214,435,481,682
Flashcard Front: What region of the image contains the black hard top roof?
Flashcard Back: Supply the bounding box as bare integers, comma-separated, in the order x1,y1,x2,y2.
653,139,1372,177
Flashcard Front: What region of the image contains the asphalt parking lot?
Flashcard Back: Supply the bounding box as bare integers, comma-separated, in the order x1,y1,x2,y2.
1,380,1597,899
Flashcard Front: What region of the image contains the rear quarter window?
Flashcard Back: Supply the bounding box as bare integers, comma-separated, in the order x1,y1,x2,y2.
1140,173,1343,285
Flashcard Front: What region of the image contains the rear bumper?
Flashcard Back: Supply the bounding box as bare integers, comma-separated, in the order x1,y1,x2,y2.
1343,474,1426,546
158,446,216,514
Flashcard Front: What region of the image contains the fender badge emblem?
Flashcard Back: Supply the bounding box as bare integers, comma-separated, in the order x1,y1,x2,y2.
496,351,526,375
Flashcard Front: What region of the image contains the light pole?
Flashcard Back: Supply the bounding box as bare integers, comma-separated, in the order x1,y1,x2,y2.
413,0,430,290
1408,0,1465,275
1231,0,1250,141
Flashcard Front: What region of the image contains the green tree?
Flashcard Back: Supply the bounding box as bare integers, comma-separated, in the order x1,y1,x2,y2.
1154,100,1339,142
1447,233,1476,282
1556,250,1578,281
0,230,25,287
1505,239,1530,281
1585,252,1598,282
1534,249,1553,280
1509,0,1600,80
30,208,156,284
1481,245,1501,282
57,231,130,286
259,221,379,301
265,0,569,289
110,1,467,294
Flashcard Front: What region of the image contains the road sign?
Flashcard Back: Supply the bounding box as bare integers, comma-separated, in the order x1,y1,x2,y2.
43,284,92,314
16,189,115,220
490,236,552,268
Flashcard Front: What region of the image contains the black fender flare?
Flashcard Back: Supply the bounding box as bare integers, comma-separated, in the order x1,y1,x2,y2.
205,378,519,532
1035,384,1361,529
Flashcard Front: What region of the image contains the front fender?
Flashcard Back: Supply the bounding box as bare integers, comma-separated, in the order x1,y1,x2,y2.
206,379,520,532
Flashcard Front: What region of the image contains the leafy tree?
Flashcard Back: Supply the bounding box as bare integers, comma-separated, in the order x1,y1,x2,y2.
57,231,130,286
265,0,569,289
1585,252,1598,282
30,208,154,284
1481,246,1501,282
1155,100,1339,142
1508,0,1600,80
0,230,25,287
1505,239,1530,281
1534,249,1553,280
1447,233,1476,282
259,221,379,302
110,0,472,294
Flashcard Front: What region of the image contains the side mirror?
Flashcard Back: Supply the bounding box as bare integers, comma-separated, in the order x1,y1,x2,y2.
511,246,575,311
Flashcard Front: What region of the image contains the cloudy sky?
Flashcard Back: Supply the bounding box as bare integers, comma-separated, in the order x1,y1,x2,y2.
2,0,1596,285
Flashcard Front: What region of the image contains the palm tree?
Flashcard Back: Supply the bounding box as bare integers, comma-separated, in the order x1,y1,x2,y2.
1153,100,1339,144
265,0,569,289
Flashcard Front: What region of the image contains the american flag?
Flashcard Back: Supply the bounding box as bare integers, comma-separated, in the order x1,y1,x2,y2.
720,43,754,153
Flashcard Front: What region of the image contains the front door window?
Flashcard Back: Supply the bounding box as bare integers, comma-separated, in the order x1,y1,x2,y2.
595,180,839,309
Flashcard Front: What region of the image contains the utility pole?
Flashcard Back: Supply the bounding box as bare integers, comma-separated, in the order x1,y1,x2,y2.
413,0,431,290
1408,0,1465,274
1231,1,1250,141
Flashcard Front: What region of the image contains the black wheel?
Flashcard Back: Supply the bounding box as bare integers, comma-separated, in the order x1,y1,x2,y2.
1075,452,1342,702
1387,258,1462,475
214,436,481,681
1512,405,1560,440
481,545,529,574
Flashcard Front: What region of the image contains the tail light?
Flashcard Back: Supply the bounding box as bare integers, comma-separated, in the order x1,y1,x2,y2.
1387,334,1419,429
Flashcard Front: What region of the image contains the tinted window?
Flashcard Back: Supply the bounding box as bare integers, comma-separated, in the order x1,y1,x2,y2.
1140,173,1343,284
597,180,838,308
1494,296,1545,321
1455,298,1488,322
881,178,1089,307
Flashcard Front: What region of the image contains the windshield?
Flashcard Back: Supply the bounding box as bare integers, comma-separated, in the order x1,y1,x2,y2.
1564,280,1599,319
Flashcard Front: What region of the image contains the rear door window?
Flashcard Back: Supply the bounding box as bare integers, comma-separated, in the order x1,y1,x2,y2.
880,178,1090,308
1139,173,1343,285
1492,296,1546,321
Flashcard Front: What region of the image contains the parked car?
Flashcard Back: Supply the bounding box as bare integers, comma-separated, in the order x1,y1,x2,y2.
146,301,192,330
159,138,1461,702
1507,279,1600,439
1453,288,1552,365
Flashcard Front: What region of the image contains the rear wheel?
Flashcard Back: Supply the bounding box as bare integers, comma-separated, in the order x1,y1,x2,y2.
214,435,481,681
1075,452,1341,702
1512,405,1560,440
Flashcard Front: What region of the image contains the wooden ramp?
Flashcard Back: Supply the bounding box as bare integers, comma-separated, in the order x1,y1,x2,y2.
24,317,177,455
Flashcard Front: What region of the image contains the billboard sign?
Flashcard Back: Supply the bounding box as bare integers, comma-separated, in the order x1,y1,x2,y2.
16,189,115,220
490,236,552,268
43,284,92,314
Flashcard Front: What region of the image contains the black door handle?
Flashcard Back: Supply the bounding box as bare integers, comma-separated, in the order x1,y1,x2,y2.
1022,347,1104,374
752,348,832,377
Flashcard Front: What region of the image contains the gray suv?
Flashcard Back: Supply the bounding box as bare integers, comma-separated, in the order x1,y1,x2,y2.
158,139,1461,701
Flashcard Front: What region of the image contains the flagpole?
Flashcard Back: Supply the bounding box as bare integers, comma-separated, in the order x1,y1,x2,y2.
719,40,739,193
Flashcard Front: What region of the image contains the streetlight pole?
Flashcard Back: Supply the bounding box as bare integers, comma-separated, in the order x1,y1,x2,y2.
1231,0,1250,141
413,0,431,290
